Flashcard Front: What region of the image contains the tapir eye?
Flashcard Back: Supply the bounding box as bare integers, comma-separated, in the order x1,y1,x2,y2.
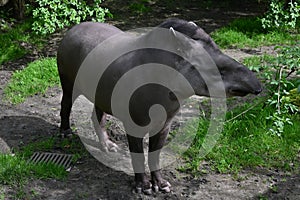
190,65,196,70
219,71,225,78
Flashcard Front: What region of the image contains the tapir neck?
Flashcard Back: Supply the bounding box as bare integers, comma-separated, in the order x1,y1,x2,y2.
202,44,231,67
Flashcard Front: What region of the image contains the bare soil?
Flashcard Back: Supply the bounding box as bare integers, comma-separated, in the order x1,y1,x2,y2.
0,0,299,199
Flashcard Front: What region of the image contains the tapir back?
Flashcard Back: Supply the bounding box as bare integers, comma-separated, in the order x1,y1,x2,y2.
57,22,122,83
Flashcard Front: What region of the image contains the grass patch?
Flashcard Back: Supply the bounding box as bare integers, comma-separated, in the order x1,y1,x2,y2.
0,154,67,185
242,54,277,72
183,102,300,174
0,153,67,199
4,57,59,104
19,136,87,162
0,20,45,65
0,135,87,198
211,18,300,48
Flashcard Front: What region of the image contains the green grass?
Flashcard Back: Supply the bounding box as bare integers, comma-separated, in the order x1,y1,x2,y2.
4,57,59,104
0,154,67,185
242,54,277,72
0,20,45,65
0,135,87,198
19,136,88,162
211,18,300,48
183,103,300,174
0,153,67,199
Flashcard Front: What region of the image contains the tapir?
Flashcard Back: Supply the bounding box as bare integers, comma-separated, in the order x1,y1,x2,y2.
57,18,262,194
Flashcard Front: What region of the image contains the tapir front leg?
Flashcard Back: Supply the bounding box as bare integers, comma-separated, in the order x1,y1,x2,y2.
127,134,152,195
148,125,171,193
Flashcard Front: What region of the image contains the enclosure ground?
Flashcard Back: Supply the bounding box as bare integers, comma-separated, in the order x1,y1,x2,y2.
0,0,299,199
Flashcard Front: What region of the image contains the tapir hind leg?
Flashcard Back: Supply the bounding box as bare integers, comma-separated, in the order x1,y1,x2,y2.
92,107,118,152
59,74,75,137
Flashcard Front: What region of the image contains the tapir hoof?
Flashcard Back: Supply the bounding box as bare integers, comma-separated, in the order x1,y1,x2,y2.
101,139,119,152
135,182,152,195
59,128,73,138
152,180,171,193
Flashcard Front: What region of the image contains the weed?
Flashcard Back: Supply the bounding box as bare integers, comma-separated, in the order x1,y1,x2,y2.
245,45,299,136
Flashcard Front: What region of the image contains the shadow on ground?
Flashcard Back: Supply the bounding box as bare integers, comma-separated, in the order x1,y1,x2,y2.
253,173,300,200
0,116,57,151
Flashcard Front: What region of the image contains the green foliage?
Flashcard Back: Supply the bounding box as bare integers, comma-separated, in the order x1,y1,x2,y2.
265,46,299,135
287,87,300,107
211,18,300,48
4,57,59,104
31,0,111,35
244,45,299,136
261,0,300,31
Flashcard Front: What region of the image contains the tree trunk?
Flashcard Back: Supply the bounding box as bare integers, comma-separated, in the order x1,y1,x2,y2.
13,0,25,20
284,0,292,9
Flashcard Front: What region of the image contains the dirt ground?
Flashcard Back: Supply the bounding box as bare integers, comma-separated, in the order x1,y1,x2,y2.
1,0,299,199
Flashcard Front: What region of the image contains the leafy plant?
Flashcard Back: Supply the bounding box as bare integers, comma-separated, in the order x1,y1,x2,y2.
261,0,300,31
244,45,299,136
31,0,111,35
265,46,299,136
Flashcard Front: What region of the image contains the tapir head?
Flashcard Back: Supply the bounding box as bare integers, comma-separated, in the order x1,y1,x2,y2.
214,53,262,97
159,19,262,97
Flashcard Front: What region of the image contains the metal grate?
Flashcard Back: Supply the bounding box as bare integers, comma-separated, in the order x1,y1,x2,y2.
28,152,73,170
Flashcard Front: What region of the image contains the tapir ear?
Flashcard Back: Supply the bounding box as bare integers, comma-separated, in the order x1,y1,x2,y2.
169,27,176,37
188,21,197,27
